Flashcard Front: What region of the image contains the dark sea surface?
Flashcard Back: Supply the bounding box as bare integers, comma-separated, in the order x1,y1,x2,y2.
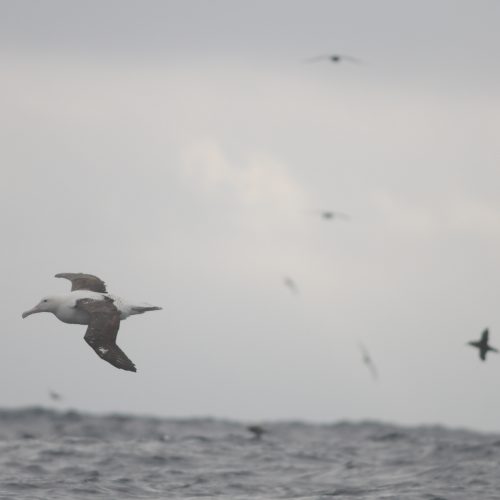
1,408,499,500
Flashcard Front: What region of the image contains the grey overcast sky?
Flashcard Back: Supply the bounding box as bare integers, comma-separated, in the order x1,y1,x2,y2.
2,0,500,431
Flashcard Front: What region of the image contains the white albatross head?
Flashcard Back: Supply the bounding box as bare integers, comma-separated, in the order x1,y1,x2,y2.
22,295,61,318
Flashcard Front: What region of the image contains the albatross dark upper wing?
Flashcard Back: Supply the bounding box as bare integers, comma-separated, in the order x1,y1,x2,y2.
76,297,136,372
55,273,107,293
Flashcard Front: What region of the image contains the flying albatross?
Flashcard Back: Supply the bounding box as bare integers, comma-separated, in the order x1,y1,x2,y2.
22,273,162,372
468,328,498,361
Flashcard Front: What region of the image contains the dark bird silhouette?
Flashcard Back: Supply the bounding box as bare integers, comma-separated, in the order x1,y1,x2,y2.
48,390,63,402
247,425,266,440
468,329,498,361
359,343,378,380
283,276,299,295
305,209,350,221
319,210,350,221
304,54,361,64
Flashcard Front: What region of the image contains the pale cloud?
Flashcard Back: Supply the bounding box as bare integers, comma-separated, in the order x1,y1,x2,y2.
180,139,308,211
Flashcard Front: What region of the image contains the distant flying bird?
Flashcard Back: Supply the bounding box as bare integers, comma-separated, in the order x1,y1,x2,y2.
305,209,350,221
22,273,162,372
468,329,498,361
48,390,63,402
247,425,266,440
283,276,299,295
319,210,350,221
304,54,361,64
359,343,378,380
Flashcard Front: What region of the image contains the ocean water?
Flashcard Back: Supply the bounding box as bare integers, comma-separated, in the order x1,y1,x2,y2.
0,408,499,499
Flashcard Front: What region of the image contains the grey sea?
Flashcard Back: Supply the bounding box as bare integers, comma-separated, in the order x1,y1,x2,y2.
1,408,499,500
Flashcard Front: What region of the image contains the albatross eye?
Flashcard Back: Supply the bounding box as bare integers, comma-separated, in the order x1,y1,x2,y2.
43,300,48,303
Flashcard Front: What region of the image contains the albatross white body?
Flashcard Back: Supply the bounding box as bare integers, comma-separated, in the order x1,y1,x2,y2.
26,290,158,325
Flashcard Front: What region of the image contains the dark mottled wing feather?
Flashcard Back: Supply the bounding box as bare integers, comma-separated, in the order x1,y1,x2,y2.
76,298,136,372
55,273,107,293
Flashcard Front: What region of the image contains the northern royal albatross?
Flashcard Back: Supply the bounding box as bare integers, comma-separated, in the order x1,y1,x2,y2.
22,273,162,372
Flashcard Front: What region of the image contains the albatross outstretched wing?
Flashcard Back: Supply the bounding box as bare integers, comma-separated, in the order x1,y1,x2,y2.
55,273,107,293
339,55,362,64
76,297,136,372
303,55,331,63
481,329,489,344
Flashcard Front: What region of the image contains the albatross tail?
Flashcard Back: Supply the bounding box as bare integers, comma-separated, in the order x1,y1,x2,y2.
109,295,163,319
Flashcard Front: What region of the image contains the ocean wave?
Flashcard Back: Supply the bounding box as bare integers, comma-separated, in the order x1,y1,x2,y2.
0,407,498,499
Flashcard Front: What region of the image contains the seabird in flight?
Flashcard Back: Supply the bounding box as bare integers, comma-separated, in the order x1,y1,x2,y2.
319,210,350,221
49,390,63,402
22,273,162,372
304,54,361,64
305,209,350,221
306,209,351,221
468,328,498,361
283,276,299,295
359,342,378,380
